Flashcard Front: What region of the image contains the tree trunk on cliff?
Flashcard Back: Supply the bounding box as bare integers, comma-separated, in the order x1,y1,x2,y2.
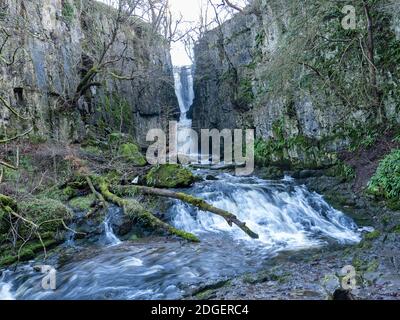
224,0,243,12
362,1,382,120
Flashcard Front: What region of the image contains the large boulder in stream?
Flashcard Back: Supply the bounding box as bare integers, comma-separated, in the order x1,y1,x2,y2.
145,164,195,188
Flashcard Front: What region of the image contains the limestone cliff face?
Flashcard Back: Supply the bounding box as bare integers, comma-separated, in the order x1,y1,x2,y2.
0,0,178,145
192,0,400,168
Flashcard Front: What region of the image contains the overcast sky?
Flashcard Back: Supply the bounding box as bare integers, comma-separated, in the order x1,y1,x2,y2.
99,0,246,66
170,0,247,65
169,0,207,66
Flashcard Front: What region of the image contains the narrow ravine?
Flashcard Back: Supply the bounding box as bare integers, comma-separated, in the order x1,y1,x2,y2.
0,171,361,300
0,57,363,301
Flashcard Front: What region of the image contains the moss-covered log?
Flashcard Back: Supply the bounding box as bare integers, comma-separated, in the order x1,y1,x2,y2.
93,177,199,242
117,185,259,239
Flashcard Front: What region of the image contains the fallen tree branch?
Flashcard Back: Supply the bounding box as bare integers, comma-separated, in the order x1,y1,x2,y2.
115,185,259,239
85,176,106,206
1,205,39,229
93,177,199,242
224,0,244,12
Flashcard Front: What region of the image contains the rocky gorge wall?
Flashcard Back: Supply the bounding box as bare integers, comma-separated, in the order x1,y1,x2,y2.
192,0,400,169
0,0,178,146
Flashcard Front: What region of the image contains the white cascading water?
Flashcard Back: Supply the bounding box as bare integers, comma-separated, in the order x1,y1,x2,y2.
173,65,195,157
103,207,122,246
172,174,360,252
0,272,15,300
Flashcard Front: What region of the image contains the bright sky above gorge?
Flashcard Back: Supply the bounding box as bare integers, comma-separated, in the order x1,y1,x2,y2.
99,0,247,66
169,0,206,66
168,0,247,65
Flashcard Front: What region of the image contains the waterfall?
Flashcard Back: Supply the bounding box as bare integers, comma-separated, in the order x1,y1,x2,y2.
0,272,15,300
103,207,122,246
173,65,195,157
173,65,194,122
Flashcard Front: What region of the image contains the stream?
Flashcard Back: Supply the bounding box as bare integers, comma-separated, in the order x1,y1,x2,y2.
0,171,361,300
0,64,363,300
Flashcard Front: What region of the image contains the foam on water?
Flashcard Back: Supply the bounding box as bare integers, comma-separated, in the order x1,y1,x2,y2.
172,173,360,252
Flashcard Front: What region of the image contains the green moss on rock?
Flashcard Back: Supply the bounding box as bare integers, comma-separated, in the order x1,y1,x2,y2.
69,195,96,212
119,143,147,166
364,230,381,241
257,166,284,180
0,238,59,268
325,163,355,181
18,198,73,233
391,225,400,234
145,164,195,188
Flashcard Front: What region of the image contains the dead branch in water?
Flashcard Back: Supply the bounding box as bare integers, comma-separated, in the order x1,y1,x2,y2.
115,185,259,239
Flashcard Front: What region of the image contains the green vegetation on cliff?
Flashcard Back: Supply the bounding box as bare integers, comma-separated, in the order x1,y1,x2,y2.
368,149,400,202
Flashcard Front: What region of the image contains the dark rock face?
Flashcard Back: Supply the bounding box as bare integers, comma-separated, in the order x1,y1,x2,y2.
0,0,179,146
333,289,355,300
109,210,134,237
192,13,256,132
191,1,400,168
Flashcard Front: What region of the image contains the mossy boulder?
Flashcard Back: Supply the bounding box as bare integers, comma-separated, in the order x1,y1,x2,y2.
0,238,59,268
364,230,381,241
18,198,73,234
69,195,96,212
119,143,147,166
145,164,195,188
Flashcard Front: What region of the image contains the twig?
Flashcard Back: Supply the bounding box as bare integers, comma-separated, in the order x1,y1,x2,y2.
0,127,33,144
0,95,30,121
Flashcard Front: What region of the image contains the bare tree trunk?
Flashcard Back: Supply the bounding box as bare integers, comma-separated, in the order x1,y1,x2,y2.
362,1,381,119
224,0,243,12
